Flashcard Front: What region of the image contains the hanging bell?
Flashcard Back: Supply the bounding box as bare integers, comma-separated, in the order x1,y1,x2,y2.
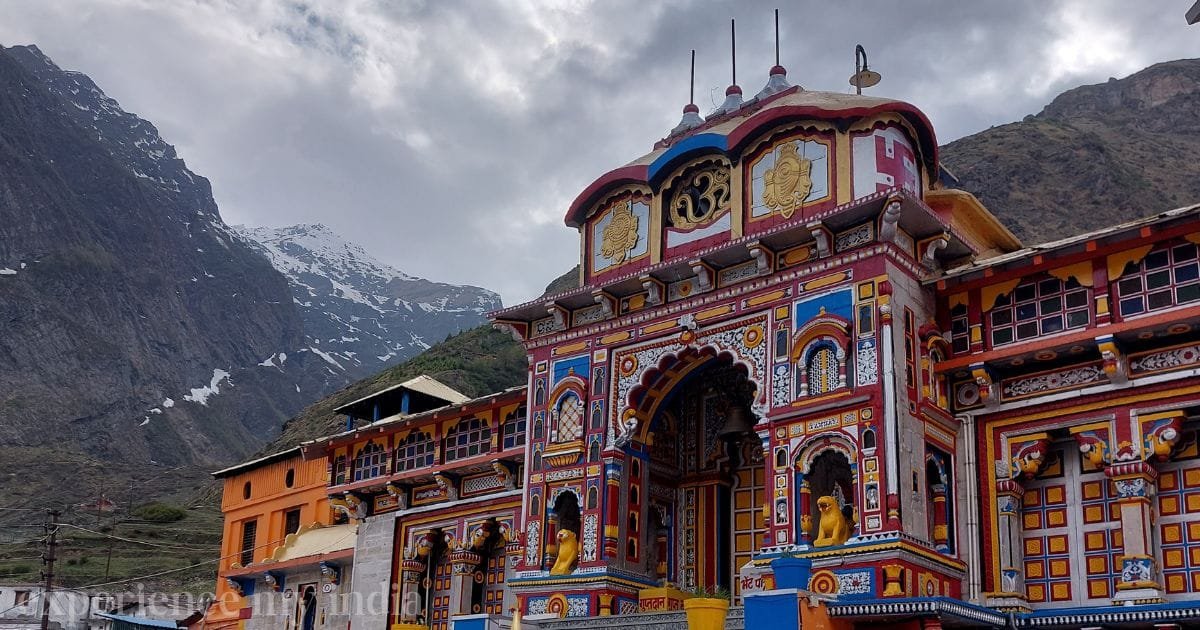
718,405,756,440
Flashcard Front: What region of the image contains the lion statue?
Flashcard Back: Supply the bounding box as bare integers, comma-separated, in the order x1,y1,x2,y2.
549,529,579,575
813,495,851,547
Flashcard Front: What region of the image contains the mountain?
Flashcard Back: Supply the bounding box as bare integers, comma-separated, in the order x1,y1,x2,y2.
232,223,500,385
941,58,1200,244
0,45,500,515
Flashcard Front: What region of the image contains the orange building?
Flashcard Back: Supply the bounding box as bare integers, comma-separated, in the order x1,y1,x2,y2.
203,447,336,629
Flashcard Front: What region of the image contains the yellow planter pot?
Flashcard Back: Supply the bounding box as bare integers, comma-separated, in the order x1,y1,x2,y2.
683,597,729,630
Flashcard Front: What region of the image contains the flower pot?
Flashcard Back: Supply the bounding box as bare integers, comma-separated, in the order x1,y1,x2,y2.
683,597,729,630
770,556,813,590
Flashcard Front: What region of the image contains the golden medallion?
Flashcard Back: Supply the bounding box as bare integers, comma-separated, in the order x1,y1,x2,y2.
599,199,640,264
762,141,813,219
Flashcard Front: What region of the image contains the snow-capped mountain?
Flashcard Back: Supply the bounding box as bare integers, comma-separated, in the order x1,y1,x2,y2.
234,224,501,377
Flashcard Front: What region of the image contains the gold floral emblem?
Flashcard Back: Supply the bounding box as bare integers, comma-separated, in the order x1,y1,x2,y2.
599,200,641,264
762,141,813,219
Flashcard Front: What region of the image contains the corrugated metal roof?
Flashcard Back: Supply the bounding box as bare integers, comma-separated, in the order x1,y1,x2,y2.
94,612,180,628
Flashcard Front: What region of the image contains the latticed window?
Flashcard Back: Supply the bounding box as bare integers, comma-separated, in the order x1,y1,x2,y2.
239,519,257,566
445,417,492,461
332,455,347,485
950,303,969,354
1117,243,1200,317
502,406,527,450
352,442,387,482
990,277,1089,346
806,345,840,395
395,430,435,472
555,393,584,442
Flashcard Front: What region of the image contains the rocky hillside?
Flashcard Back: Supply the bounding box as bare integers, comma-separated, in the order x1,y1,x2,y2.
941,58,1200,244
233,223,499,385
0,45,500,513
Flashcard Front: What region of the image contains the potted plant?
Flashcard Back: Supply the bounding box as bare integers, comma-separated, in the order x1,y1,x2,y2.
682,585,731,630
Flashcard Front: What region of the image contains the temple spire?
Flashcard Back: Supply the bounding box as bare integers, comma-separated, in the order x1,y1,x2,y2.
670,49,704,135
709,18,743,117
755,9,793,99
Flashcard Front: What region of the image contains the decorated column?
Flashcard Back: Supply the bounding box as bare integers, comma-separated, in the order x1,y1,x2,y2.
1107,461,1164,604
991,479,1028,609
448,548,484,616
394,557,427,627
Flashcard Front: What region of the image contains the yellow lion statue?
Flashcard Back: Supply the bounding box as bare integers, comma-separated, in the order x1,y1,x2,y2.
813,495,851,547
549,529,579,575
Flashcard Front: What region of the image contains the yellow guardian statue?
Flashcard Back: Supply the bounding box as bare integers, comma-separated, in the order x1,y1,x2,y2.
550,529,579,575
812,495,851,547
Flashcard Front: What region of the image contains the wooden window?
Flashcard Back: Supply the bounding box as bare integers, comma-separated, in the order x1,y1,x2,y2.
240,519,257,566
284,508,301,536
445,417,492,462
332,455,347,485
990,277,1089,346
395,431,435,472
1117,243,1200,317
352,442,387,482
14,591,30,607
949,303,969,354
554,393,584,442
502,406,527,450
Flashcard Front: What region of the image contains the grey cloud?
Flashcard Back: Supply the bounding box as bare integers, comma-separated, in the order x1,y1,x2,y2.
1,0,1195,304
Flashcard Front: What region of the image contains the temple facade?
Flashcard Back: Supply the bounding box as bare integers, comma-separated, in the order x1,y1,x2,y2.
206,57,1200,630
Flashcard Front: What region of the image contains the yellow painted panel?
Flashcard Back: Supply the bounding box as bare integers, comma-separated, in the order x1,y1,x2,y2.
642,320,677,335
1048,261,1094,287
1167,573,1186,593
1185,468,1200,487
746,290,788,307
696,305,734,322
1161,496,1180,516
553,341,589,356
1027,584,1046,602
1025,538,1043,555
1161,471,1179,490
1163,523,1182,544
1165,549,1185,568
1047,509,1066,527
1189,522,1200,541
600,331,631,345
1087,557,1106,574
1085,531,1105,550
1081,482,1101,500
1051,582,1070,600
1050,560,1070,577
1025,561,1043,578
1045,486,1065,504
735,513,751,530
803,271,849,292
1088,580,1108,598
1083,506,1104,524
1186,494,1200,513
1048,536,1068,554
1023,513,1041,529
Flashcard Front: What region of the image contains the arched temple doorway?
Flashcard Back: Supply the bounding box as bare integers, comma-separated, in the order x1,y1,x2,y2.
639,354,766,601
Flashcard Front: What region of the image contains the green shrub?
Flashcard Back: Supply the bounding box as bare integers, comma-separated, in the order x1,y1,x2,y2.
133,502,186,523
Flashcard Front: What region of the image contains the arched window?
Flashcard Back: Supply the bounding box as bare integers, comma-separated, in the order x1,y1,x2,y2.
352,442,387,482
861,428,877,452
502,406,527,450
806,343,841,395
445,417,492,462
554,393,584,442
242,481,252,500
395,431,435,472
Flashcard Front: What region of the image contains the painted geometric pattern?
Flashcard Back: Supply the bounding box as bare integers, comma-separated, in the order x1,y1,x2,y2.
731,464,767,603
483,551,506,615
1022,483,1073,604
1078,478,1121,600
431,557,453,630
1159,461,1200,596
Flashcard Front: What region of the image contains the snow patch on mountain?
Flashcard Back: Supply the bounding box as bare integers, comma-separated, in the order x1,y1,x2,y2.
233,224,502,381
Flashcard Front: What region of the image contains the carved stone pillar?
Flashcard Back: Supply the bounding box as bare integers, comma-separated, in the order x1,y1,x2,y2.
988,479,1029,610
1107,461,1164,604
447,548,483,616
797,477,812,545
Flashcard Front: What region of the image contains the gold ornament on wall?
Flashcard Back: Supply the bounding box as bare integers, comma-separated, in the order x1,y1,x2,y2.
670,165,731,229
599,200,641,264
762,141,813,219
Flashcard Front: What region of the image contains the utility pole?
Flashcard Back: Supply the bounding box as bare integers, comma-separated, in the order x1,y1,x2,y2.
40,509,60,630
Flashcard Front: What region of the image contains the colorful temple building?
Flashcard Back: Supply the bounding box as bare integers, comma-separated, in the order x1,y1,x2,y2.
205,49,1200,630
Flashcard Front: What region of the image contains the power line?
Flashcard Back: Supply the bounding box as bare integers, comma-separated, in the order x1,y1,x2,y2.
41,509,60,630
57,524,216,552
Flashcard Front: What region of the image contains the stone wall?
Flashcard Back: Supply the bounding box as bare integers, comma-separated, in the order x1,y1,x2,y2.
347,511,398,630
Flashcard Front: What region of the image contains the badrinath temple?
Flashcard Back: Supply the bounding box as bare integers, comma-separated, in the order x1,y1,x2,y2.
201,36,1200,630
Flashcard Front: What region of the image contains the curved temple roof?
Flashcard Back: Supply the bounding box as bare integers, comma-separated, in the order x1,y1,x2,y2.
564,86,939,227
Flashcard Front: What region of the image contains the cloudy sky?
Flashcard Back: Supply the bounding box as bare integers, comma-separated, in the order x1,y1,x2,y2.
1,1,1196,305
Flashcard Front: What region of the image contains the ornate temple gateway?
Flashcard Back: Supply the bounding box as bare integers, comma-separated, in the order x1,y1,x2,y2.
204,41,1200,630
